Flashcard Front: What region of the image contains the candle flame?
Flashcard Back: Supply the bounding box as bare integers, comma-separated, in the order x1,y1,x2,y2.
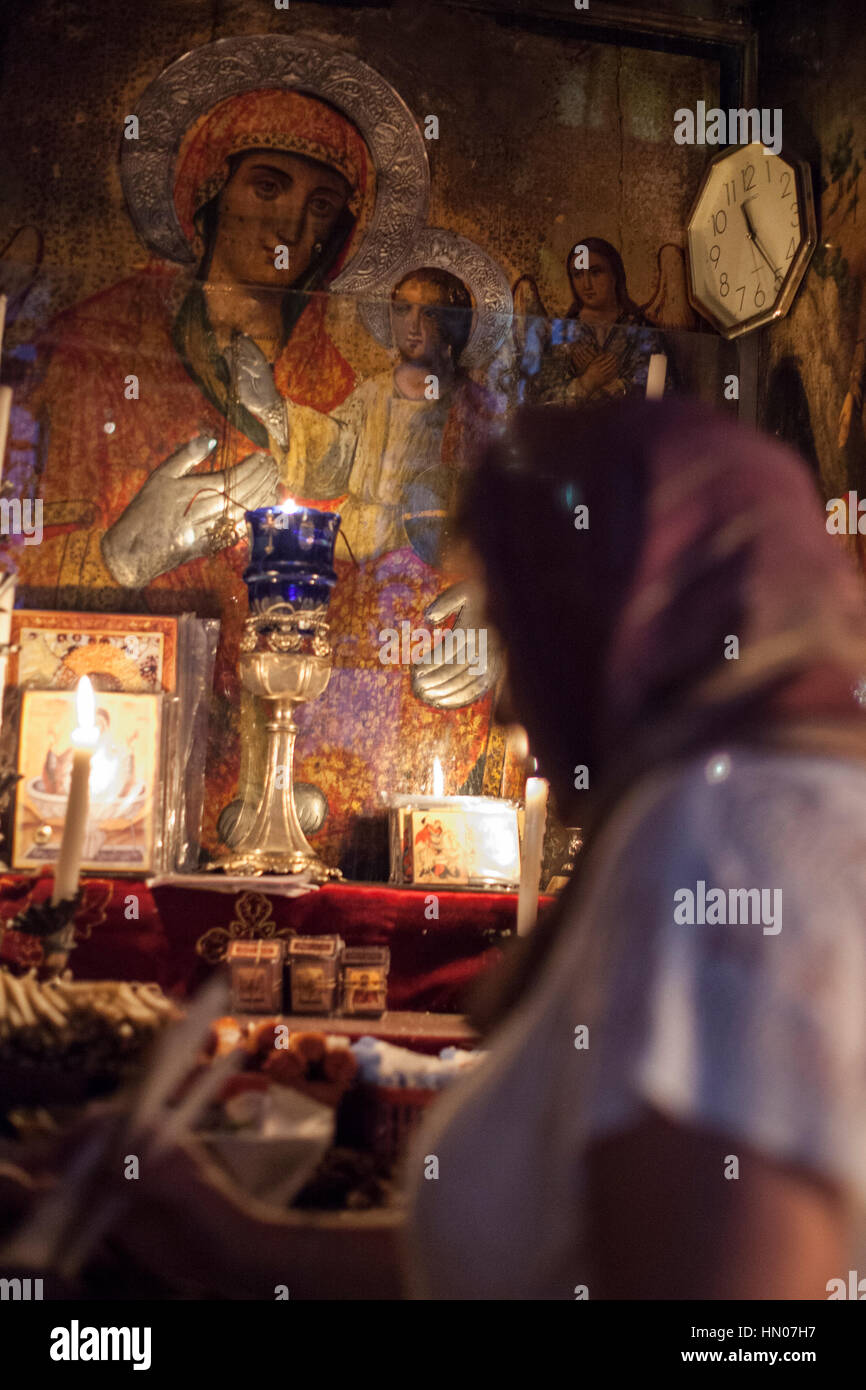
432,756,445,799
279,497,299,515
75,675,96,733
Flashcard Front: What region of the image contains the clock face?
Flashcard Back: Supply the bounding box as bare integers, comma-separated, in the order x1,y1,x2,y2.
686,141,815,338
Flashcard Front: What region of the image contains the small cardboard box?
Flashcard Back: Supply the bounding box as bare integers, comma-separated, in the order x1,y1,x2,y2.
287,935,344,1014
227,939,285,1014
340,945,390,1017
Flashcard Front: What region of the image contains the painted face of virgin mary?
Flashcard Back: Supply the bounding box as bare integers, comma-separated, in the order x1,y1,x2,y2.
206,149,351,289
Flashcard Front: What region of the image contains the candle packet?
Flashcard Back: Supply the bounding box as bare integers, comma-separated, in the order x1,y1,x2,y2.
227,939,285,1014
389,796,520,890
340,945,390,1017
287,935,344,1014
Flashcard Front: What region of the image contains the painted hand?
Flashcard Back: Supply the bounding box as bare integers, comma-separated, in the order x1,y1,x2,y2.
411,580,501,709
579,352,619,393
569,342,596,374
101,435,279,588
232,335,289,451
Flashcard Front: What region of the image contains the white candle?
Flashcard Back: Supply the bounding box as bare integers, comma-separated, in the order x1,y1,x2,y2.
0,386,11,488
432,755,445,798
0,578,14,863
0,575,14,747
51,676,99,905
517,775,549,936
645,353,668,400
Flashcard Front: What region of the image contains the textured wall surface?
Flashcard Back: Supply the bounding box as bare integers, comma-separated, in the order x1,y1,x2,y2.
757,0,866,513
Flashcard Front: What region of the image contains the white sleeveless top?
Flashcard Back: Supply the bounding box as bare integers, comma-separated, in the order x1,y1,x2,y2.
404,749,866,1298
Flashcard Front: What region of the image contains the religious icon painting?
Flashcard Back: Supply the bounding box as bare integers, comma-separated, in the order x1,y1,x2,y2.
5,611,178,693
12,689,163,876
408,810,472,886
390,798,521,889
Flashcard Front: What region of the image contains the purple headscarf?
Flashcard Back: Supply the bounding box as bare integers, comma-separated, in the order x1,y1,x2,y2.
457,397,866,1029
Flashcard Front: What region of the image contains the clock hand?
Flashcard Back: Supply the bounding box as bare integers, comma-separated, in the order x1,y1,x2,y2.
741,200,781,280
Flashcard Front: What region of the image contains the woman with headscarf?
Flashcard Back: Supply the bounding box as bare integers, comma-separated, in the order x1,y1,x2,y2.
52,397,866,1301
529,236,669,406
404,397,866,1298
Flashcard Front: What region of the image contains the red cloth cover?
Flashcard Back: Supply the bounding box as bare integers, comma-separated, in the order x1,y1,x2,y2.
0,872,549,1013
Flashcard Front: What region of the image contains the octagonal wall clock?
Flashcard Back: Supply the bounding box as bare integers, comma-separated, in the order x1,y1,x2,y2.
686,141,817,339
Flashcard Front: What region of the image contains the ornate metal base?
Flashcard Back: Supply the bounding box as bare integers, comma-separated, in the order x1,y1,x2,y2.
209,848,341,883
209,607,342,882
7,890,82,975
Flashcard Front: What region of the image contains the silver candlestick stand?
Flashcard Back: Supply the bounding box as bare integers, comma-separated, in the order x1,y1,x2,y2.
211,604,341,882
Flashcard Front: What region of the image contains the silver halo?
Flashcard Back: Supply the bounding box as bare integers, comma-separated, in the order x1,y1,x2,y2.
120,35,430,295
358,228,513,367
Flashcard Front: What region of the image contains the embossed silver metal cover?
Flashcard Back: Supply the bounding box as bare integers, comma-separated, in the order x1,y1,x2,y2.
359,227,513,367
121,35,430,295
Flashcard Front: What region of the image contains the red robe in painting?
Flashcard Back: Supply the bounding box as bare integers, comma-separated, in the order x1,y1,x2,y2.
16,261,494,867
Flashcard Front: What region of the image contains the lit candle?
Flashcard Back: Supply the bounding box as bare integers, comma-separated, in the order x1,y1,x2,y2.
51,676,100,906
0,578,14,853
390,752,522,888
517,774,549,936
645,353,668,400
0,575,15,745
244,500,341,614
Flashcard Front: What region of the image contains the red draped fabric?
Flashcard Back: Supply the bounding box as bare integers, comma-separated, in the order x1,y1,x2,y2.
0,872,549,1014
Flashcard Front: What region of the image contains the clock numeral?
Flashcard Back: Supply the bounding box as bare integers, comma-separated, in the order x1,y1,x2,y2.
711,210,727,235
780,170,792,198
774,270,784,291
786,237,796,260
737,285,746,311
742,164,756,193
724,179,737,206
791,205,800,229
710,244,721,265
754,288,766,308
719,272,730,298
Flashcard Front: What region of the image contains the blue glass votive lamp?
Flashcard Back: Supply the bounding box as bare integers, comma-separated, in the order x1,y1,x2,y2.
244,501,342,614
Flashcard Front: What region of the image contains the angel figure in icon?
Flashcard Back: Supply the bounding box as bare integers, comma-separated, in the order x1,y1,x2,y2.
512,237,696,407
